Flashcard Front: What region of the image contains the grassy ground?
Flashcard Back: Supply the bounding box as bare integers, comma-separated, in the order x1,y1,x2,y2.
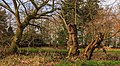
55,60,120,66
0,47,120,66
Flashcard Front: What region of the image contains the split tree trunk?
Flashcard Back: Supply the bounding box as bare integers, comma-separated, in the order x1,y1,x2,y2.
82,33,106,60
66,23,79,58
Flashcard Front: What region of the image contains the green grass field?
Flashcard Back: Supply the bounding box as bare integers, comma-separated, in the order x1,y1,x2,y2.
0,47,120,66
55,60,120,66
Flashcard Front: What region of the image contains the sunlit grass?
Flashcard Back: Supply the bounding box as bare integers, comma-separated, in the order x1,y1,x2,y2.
0,47,120,66
18,47,67,54
55,60,120,66
18,47,39,53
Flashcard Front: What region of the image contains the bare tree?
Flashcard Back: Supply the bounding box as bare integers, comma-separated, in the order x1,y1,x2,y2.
0,0,58,53
82,8,120,60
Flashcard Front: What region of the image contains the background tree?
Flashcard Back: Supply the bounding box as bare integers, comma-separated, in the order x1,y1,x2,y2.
0,7,8,46
82,6,120,60
0,0,58,53
76,0,99,46
0,7,15,56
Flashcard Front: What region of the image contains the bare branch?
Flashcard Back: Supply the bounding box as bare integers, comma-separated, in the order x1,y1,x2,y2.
0,1,15,15
38,0,49,9
2,0,11,8
31,16,49,19
29,0,38,10
36,0,56,18
104,29,120,40
19,0,28,15
51,15,59,23
16,0,21,8
28,23,42,29
52,0,55,10
38,9,55,16
58,12,69,30
12,0,22,26
110,29,120,38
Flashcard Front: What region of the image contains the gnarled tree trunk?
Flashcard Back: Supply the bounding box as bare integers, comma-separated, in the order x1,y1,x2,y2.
8,16,31,53
66,23,79,58
0,0,57,54
8,27,23,53
82,33,107,60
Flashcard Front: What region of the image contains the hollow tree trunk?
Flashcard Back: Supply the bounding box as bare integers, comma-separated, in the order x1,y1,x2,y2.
8,27,23,53
66,24,79,58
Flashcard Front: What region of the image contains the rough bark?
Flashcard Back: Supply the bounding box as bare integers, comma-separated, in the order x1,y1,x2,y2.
8,16,31,53
66,23,79,58
82,33,107,60
8,27,23,53
0,0,56,54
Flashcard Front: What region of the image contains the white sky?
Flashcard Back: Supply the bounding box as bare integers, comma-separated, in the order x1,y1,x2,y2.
101,0,119,6
1,0,119,6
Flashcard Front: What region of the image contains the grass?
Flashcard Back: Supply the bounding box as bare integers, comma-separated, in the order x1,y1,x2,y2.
0,47,120,66
55,60,120,66
40,48,67,54
18,47,67,54
18,47,39,53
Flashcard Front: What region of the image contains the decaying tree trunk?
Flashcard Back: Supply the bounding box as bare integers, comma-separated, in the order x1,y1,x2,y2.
66,23,79,58
82,33,107,60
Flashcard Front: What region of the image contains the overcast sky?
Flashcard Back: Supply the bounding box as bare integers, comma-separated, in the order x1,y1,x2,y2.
0,0,119,12
101,0,119,6
1,0,119,6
